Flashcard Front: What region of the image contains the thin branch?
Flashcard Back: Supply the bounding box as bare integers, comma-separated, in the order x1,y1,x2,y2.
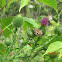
0,0,12,11
0,22,13,34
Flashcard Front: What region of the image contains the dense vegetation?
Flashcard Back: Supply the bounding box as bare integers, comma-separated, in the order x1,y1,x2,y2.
0,0,62,62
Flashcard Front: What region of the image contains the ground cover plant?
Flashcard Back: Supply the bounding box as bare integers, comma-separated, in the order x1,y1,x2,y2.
0,0,62,62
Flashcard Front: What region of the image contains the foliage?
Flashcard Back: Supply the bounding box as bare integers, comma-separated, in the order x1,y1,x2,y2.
1,17,14,37
39,0,57,12
0,0,62,62
19,0,30,12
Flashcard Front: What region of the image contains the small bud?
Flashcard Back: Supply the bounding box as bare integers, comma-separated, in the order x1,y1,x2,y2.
13,14,23,27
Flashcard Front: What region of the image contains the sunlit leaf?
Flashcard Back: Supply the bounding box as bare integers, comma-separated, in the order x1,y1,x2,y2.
44,41,62,55
0,0,5,8
23,17,40,28
23,21,28,32
58,49,62,58
1,17,14,38
19,0,30,12
39,0,57,12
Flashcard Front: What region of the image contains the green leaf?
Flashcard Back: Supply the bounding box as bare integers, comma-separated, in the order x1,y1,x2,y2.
2,0,5,7
39,0,57,12
23,17,40,28
1,17,14,38
23,21,28,32
44,41,62,55
0,42,6,55
19,0,30,12
58,49,62,58
0,0,2,8
60,0,62,2
0,0,5,8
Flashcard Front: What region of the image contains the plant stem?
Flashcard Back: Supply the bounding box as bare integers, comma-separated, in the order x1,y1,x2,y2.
58,10,62,22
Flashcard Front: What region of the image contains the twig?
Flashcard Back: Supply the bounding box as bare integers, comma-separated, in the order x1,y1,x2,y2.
0,0,12,11
0,22,13,34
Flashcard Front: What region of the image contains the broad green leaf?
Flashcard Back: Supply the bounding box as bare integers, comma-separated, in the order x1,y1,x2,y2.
23,17,40,28
44,41,62,55
23,21,28,32
39,0,57,12
1,17,14,38
19,0,30,12
58,49,62,58
0,42,6,55
60,0,62,2
2,0,5,7
0,0,5,8
0,0,2,8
